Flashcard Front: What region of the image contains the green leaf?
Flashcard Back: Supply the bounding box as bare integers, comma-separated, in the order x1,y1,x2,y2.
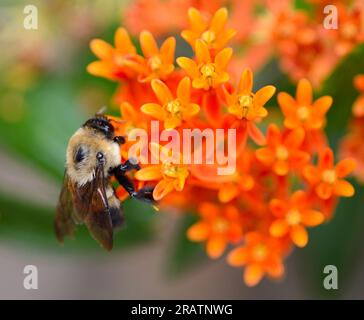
0,193,155,252
166,213,206,276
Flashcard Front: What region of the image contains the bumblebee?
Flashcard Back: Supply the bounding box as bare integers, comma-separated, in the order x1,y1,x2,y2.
55,115,154,251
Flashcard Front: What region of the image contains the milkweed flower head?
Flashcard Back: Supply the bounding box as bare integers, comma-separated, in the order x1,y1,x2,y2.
87,6,355,287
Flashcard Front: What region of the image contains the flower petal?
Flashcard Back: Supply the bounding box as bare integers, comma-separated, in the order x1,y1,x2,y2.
177,57,199,78
290,225,308,247
270,219,289,237
141,103,166,120
206,237,226,259
312,96,332,115
195,39,211,64
335,159,356,178
254,85,276,107
244,264,264,287
248,122,266,145
316,182,333,200
210,7,228,33
187,221,210,241
115,27,136,53
227,247,248,266
135,165,162,181
256,148,275,166
319,148,334,170
296,78,312,106
334,180,355,197
218,183,239,203
90,39,114,59
160,36,176,63
151,79,173,104
177,76,191,102
153,179,175,200
303,165,320,184
140,30,159,58
301,210,325,227
238,68,253,94
278,92,296,116
215,47,232,70
187,7,207,33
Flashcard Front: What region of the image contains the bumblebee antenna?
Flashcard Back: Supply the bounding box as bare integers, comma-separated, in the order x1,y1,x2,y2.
95,106,108,117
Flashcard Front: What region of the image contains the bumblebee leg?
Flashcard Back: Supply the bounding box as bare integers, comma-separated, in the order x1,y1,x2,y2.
134,186,156,204
114,173,137,196
117,159,140,173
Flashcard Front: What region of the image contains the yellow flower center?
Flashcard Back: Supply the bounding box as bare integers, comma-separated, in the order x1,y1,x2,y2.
297,106,310,121
252,244,267,262
276,146,289,161
200,63,217,86
212,218,229,233
201,30,216,44
286,209,301,225
162,162,188,179
236,94,254,119
322,169,336,184
165,99,182,118
149,55,162,72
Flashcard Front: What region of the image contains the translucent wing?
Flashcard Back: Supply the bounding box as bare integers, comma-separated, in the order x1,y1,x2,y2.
54,172,78,244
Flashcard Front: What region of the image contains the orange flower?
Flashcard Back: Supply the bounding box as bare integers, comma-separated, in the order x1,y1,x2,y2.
138,31,176,82
278,79,332,131
187,202,243,259
353,74,364,117
256,125,309,176
135,143,189,200
269,191,325,247
141,77,200,129
223,68,276,145
303,148,356,200
181,7,236,52
87,27,144,81
177,39,232,90
224,69,275,121
227,232,286,287
218,150,255,203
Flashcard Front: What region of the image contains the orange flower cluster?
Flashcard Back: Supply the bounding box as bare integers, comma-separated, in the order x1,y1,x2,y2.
122,0,364,87
88,7,355,286
340,74,364,182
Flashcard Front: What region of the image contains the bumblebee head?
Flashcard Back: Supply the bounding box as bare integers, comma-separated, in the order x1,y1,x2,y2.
83,116,115,140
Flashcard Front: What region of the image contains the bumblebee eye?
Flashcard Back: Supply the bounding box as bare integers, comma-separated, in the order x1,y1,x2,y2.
74,146,87,164
96,152,105,163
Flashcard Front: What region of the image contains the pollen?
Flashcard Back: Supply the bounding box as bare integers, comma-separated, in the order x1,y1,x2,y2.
237,94,254,118
322,169,337,184
252,244,268,262
200,63,216,80
286,209,301,225
212,218,229,233
166,100,182,118
162,161,187,179
297,106,310,121
276,146,289,161
149,55,162,71
201,30,216,44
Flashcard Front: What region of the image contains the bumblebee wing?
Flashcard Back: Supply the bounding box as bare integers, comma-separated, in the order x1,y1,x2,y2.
54,171,78,244
84,164,114,251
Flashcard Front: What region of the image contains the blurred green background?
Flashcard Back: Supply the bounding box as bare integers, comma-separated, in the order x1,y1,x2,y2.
0,0,363,299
